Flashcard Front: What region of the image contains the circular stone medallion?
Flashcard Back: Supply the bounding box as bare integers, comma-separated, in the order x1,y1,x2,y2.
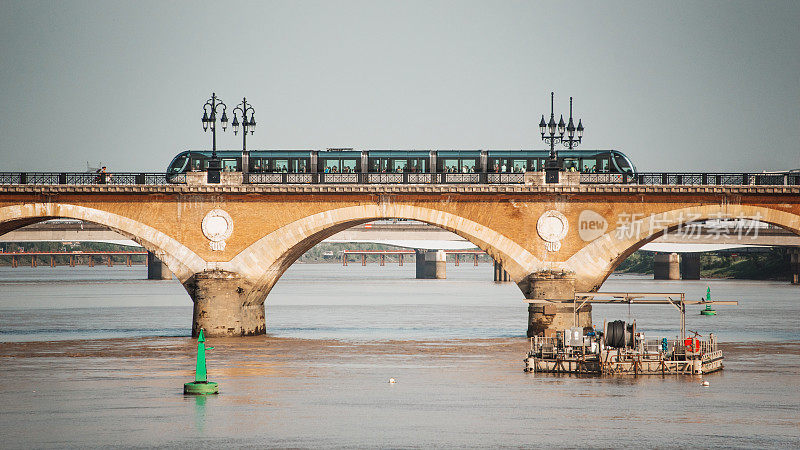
202,209,233,243
537,210,569,249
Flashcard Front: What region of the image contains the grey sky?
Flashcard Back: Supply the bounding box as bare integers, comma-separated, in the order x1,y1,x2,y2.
1,0,798,172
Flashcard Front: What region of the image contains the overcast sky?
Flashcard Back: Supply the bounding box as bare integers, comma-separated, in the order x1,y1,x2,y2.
0,0,798,172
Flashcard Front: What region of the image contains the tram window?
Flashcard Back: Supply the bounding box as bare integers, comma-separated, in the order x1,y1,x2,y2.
370,159,384,172
614,154,633,173
190,158,204,171
297,159,309,173
490,158,514,172
512,160,527,173
273,159,288,173
322,159,339,173
489,159,503,172
388,159,403,173
529,159,538,172
222,159,238,172
600,159,610,172
447,159,466,173
563,158,579,171
579,158,597,173
169,156,187,173
444,158,478,173
341,159,357,173
322,158,359,173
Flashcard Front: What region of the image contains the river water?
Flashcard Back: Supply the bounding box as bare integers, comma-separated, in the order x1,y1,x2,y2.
0,264,798,448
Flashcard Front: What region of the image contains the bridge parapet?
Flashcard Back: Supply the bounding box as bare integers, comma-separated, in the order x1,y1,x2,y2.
1,171,799,187
1,184,799,195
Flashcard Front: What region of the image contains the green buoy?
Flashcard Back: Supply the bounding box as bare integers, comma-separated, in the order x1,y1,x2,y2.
184,329,219,395
700,287,716,316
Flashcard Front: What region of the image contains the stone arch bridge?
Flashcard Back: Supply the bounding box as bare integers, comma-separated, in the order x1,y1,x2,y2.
1,184,798,336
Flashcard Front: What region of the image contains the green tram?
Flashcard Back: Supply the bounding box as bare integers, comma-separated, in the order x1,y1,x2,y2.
166,149,637,182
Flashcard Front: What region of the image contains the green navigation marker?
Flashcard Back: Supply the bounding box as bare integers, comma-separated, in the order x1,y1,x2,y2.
184,329,219,395
700,286,716,316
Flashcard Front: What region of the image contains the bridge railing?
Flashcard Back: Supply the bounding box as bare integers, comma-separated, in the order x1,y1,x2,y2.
1,171,798,186
580,173,625,184
0,172,185,185
487,173,525,184
634,172,799,186
244,171,799,186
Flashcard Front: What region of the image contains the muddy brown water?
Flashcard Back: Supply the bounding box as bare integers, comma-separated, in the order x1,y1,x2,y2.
0,265,798,447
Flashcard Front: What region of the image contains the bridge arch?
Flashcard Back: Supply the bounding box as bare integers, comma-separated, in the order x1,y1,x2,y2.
564,204,800,291
220,204,545,306
0,203,206,282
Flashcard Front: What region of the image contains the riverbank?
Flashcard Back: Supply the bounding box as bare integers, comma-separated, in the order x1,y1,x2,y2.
616,249,794,281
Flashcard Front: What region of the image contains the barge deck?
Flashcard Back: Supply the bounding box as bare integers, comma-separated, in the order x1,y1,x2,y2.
523,291,735,376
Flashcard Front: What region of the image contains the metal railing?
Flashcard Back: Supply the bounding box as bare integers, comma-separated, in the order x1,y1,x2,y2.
635,172,799,186
363,173,439,184
487,173,525,184
643,339,663,354
580,173,624,184
530,336,559,358
1,171,798,186
0,172,185,185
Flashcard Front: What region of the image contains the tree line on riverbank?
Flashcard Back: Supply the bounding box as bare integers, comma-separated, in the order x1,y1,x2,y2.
616,249,793,281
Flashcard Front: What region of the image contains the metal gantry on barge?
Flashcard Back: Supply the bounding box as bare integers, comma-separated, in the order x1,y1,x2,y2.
523,292,736,376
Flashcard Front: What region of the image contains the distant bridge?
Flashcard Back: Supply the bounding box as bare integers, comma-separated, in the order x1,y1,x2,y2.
323,220,800,252
0,220,138,246
3,216,798,286
5,219,799,252
1,250,146,268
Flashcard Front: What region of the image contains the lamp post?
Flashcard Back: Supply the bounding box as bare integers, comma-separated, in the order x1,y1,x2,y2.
538,92,584,183
201,93,228,183
561,97,584,150
231,98,256,176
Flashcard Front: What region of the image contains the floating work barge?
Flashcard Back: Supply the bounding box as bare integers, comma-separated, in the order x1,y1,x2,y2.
523,292,736,376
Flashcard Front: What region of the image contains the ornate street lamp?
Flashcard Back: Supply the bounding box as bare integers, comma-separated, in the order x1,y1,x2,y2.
539,92,584,183
562,97,583,150
201,93,228,183
232,97,256,175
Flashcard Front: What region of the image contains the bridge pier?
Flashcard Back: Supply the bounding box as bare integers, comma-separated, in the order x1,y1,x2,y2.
415,249,446,279
184,270,265,337
680,253,701,280
493,261,510,282
790,247,800,285
523,273,591,337
654,252,681,280
147,251,172,280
